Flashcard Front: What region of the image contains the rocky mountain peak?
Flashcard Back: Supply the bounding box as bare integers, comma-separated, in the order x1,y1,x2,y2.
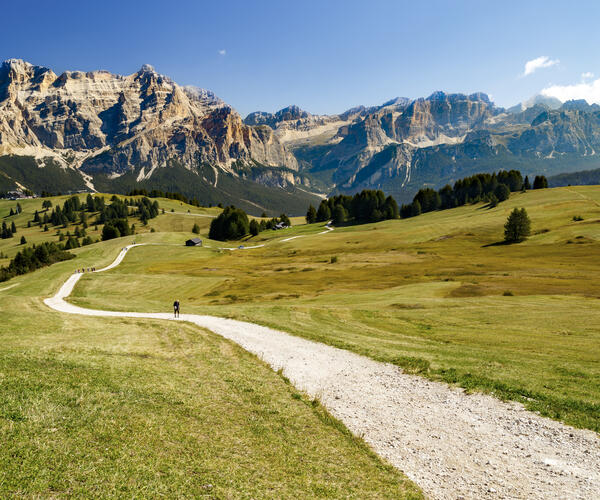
0,59,298,180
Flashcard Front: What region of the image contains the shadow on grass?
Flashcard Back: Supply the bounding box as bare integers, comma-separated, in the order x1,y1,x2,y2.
482,239,525,247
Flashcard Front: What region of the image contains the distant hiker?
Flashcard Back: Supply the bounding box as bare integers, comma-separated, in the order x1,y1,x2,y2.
173,299,180,318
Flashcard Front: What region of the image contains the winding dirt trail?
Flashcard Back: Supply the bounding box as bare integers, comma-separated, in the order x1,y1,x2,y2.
43,243,600,499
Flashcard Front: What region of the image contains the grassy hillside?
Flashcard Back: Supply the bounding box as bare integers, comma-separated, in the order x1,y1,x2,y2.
0,215,420,497
66,186,600,432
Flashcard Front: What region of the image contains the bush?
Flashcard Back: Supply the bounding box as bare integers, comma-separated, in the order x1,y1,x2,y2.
504,208,531,243
573,215,584,221
192,223,200,234
330,256,338,264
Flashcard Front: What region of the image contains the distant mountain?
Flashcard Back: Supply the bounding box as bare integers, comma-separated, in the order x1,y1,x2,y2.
549,167,600,187
4,58,600,210
0,59,321,214
249,92,600,202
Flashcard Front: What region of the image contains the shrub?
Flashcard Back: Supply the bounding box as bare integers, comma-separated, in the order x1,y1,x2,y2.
192,223,200,234
573,215,584,221
330,256,338,264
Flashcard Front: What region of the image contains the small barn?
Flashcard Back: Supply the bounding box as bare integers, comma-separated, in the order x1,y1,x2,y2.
185,237,203,247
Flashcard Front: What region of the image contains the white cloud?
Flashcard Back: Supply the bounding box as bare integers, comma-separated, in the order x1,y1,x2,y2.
218,49,226,56
522,56,559,77
582,72,594,80
541,78,600,104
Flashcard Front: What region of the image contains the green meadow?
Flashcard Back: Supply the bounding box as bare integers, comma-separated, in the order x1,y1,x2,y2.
65,186,600,432
0,211,420,498
1,185,599,496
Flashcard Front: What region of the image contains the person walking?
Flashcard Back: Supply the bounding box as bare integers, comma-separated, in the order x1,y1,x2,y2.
173,299,180,318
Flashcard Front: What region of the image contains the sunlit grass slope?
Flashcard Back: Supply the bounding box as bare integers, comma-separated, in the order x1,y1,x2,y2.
0,237,420,498
70,186,600,432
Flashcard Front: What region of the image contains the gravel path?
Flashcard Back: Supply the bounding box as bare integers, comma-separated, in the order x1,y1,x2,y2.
44,245,600,499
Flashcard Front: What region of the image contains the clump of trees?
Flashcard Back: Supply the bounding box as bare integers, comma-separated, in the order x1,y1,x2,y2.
1,221,15,239
209,206,250,240
401,170,536,219
504,208,531,243
0,242,75,282
308,190,399,226
533,175,548,189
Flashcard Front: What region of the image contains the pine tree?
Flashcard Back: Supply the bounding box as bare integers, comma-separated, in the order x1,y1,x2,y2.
533,175,548,189
523,176,531,190
332,204,347,225
249,219,260,236
20,235,26,245
316,201,331,222
192,223,200,234
11,221,16,234
279,214,291,226
306,205,317,224
504,208,531,242
494,184,510,202
411,200,422,216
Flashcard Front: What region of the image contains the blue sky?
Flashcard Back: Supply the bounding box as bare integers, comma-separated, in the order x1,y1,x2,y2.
2,0,599,116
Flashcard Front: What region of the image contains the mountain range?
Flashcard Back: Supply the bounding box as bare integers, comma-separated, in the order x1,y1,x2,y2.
2,59,600,213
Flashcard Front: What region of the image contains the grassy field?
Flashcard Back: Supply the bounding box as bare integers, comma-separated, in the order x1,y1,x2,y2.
62,186,600,432
0,233,420,497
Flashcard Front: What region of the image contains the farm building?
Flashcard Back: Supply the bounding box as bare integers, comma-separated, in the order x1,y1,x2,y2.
185,238,202,247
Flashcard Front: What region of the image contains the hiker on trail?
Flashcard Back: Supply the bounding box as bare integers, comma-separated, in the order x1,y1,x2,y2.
173,299,180,318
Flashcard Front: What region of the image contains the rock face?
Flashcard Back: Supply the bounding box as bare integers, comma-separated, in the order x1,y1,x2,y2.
0,59,297,179
247,92,600,202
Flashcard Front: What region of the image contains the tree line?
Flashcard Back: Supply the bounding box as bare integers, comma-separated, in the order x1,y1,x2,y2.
0,242,75,282
400,171,548,219
306,190,399,225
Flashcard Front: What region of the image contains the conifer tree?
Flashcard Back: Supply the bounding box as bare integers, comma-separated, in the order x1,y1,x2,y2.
504,208,531,242
306,205,317,224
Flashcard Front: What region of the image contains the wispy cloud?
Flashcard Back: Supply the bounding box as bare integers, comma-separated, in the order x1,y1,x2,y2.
522,56,559,77
218,49,226,56
541,77,600,104
582,72,594,80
